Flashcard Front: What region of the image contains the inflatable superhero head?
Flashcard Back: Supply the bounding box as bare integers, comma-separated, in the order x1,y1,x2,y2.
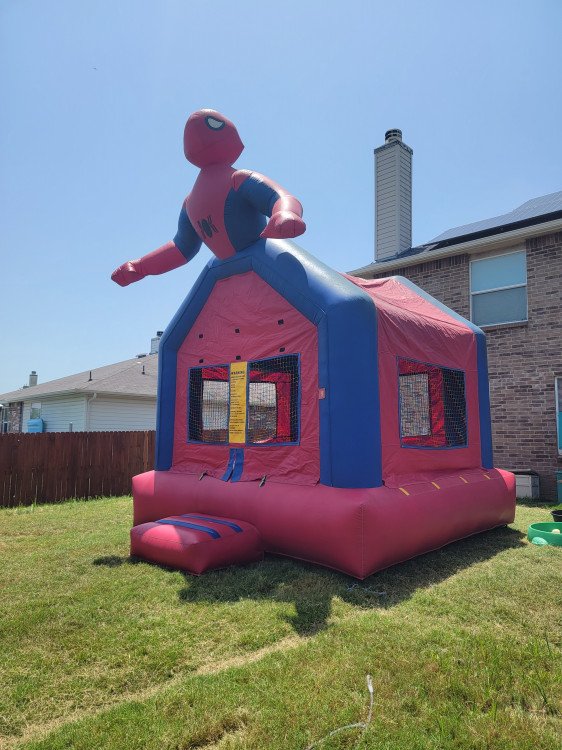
183,109,244,167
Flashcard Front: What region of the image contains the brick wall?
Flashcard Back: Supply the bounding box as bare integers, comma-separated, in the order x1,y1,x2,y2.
368,232,562,499
7,402,23,433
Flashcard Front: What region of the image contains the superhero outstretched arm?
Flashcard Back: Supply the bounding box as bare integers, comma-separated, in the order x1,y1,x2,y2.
111,204,202,287
111,174,305,287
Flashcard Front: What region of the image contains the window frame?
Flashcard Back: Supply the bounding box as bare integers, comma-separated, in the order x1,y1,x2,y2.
469,249,528,327
30,402,42,420
187,363,231,445
0,405,8,434
246,353,301,448
187,354,301,447
397,356,468,450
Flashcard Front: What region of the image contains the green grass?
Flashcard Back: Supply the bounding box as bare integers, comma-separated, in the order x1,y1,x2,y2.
0,497,560,750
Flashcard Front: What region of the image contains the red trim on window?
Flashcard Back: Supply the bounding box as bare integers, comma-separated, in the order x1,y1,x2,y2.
248,370,292,444
202,366,229,381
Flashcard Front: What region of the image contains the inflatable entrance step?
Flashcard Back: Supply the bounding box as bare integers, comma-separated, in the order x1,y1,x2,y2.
130,513,263,575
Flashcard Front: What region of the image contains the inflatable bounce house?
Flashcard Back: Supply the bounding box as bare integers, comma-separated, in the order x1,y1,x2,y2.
112,109,515,578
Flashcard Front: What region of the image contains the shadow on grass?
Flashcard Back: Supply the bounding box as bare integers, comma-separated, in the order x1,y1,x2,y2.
179,525,525,635
93,526,524,636
93,555,142,567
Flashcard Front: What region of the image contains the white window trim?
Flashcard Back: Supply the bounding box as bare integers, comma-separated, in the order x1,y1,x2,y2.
469,248,528,326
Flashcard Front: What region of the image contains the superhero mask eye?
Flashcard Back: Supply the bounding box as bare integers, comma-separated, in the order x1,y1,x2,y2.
205,116,225,130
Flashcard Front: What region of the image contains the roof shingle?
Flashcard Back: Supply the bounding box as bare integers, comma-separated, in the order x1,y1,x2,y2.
0,355,158,403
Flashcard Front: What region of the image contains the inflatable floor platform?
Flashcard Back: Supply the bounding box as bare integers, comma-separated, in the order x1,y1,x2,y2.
131,468,515,579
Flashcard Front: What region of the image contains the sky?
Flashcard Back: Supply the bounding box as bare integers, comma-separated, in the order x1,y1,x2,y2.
1,0,561,394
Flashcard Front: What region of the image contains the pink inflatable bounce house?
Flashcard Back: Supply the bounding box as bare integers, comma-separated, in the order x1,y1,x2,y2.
112,109,515,578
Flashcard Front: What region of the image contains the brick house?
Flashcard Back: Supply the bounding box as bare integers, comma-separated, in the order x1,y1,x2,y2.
350,130,561,499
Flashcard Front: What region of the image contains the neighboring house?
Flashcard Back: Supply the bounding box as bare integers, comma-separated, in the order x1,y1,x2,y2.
350,129,562,498
0,353,158,434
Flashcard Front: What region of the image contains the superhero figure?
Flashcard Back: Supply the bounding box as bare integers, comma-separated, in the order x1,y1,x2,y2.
111,109,306,286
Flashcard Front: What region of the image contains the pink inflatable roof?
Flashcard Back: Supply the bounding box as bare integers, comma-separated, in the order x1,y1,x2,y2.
345,275,482,483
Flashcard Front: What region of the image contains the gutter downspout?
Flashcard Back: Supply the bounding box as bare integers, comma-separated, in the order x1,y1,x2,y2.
85,393,97,431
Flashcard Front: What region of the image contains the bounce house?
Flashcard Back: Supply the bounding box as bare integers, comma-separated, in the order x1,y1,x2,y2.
112,109,515,579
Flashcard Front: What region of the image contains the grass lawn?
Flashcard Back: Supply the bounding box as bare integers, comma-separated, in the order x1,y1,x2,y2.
0,497,560,750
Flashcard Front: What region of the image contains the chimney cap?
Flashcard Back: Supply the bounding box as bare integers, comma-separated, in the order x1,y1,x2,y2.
385,129,403,143
156,331,163,337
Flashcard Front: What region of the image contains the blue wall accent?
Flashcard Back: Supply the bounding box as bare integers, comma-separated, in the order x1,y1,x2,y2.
392,275,494,469
231,447,245,482
156,238,382,488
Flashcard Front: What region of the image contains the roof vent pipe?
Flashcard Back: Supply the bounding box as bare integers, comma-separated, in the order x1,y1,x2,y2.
385,129,402,143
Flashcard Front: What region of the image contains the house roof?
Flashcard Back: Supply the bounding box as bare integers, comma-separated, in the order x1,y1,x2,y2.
350,189,562,275
0,355,158,403
428,190,562,244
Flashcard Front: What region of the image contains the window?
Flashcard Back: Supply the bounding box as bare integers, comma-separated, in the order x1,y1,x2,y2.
400,372,431,438
0,405,8,434
247,356,299,444
554,377,562,456
470,250,527,326
398,358,467,448
188,366,230,443
188,355,299,445
30,402,42,419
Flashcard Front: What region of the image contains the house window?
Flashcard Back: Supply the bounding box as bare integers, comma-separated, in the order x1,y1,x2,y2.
0,405,8,434
470,250,527,326
398,358,467,448
554,377,562,456
188,355,300,445
30,402,42,419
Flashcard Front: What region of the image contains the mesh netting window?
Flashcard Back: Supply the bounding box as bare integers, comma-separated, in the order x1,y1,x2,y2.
400,373,431,437
188,366,229,443
398,358,467,448
247,355,299,444
187,355,299,445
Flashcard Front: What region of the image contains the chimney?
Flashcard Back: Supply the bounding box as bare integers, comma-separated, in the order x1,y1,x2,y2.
150,331,164,355
29,371,38,387
374,129,413,261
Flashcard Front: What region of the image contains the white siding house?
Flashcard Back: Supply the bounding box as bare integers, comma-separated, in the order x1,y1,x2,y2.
0,353,159,433
88,396,156,431
22,395,87,432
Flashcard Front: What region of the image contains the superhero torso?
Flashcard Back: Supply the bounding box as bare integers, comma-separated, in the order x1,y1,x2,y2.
185,165,267,259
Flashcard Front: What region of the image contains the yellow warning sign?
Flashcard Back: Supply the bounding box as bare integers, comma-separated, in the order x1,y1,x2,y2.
228,361,247,443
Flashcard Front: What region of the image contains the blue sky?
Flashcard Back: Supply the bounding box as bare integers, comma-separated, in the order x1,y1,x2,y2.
1,0,561,394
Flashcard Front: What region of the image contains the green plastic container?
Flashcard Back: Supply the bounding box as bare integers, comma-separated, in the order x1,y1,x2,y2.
528,522,562,546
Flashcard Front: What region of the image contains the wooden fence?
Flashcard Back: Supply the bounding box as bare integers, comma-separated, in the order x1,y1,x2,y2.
0,431,155,507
